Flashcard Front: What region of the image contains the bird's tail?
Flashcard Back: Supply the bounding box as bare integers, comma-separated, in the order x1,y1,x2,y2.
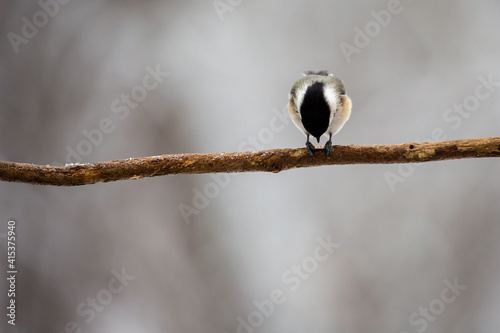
303,70,330,76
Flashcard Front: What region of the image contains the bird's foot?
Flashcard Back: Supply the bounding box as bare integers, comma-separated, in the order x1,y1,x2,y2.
306,141,316,158
325,140,332,158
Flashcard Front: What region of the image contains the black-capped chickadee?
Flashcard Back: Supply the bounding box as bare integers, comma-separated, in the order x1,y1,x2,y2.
288,71,352,158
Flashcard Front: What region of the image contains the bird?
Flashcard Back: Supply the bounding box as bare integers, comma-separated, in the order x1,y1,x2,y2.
288,71,352,158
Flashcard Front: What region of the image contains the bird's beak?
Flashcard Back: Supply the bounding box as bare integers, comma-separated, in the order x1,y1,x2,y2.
316,136,321,143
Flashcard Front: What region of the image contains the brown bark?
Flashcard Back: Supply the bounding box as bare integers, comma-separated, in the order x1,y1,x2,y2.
0,137,499,186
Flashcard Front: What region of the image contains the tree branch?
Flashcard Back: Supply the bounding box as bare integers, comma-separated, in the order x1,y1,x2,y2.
1,137,499,186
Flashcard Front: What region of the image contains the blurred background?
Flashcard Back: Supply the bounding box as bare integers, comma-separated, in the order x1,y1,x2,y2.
1,1,500,332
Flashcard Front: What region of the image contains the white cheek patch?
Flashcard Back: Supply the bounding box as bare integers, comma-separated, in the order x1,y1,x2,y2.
294,84,310,115
323,87,339,123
